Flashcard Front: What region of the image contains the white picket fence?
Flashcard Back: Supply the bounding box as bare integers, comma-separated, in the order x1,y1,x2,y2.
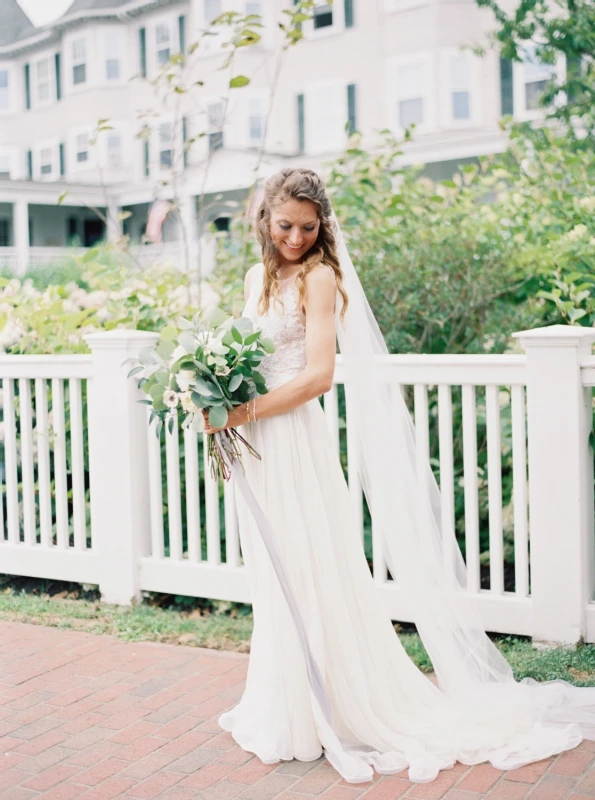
0,325,594,646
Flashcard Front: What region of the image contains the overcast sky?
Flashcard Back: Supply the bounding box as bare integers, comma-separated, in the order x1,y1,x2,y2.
18,0,72,25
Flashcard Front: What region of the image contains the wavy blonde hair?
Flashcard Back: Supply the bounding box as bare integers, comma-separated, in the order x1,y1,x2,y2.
255,168,348,321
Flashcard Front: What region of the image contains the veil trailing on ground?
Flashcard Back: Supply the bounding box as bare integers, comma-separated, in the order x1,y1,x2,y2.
331,210,595,734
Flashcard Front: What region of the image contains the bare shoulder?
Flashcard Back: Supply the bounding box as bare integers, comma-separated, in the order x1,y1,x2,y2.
304,263,337,293
244,262,263,295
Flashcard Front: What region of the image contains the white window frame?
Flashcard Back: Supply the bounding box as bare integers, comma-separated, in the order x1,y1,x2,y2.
0,68,9,112
106,130,122,167
206,101,225,152
304,81,349,156
247,95,266,147
155,22,172,67
76,133,90,165
513,44,563,121
0,153,11,179
105,29,121,81
388,52,436,136
439,48,481,128
158,121,174,170
35,142,59,180
245,0,261,16
72,38,87,86
35,56,52,106
302,0,345,39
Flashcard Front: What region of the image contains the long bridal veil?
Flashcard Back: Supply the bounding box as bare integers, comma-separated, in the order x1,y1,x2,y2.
331,210,595,737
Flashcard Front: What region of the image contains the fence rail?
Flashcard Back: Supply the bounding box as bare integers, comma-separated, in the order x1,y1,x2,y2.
0,325,594,646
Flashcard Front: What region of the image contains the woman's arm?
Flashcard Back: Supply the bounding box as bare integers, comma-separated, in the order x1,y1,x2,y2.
204,266,337,433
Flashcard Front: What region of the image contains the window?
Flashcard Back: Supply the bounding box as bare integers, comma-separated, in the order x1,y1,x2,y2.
313,3,333,29
159,122,173,168
522,46,554,111
0,154,10,179
36,58,51,104
205,0,221,23
0,70,8,111
245,1,261,14
0,219,9,246
397,62,425,127
107,131,121,166
305,84,347,154
105,31,120,80
248,97,264,144
72,39,86,85
76,134,89,163
40,148,53,175
208,102,224,151
156,24,171,65
450,54,470,120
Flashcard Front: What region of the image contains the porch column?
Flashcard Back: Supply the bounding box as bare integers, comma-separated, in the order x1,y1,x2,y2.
106,193,122,242
13,199,29,276
179,192,198,275
512,324,595,646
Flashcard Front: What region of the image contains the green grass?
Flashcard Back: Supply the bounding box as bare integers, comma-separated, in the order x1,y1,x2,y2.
1,578,594,686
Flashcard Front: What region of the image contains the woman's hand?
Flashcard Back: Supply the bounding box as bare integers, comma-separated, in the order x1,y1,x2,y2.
203,405,247,435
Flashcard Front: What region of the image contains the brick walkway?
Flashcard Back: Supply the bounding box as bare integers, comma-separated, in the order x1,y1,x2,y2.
1,621,595,800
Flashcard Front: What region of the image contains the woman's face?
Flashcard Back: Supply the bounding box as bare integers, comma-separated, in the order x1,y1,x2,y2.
269,198,320,266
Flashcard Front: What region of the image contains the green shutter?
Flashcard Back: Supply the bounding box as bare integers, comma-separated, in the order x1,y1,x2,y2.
566,54,581,103
59,143,65,176
347,83,356,135
27,150,32,179
24,63,30,110
182,115,188,168
344,0,354,27
297,93,305,154
499,57,514,116
54,53,61,100
143,135,150,177
139,28,147,77
178,15,186,54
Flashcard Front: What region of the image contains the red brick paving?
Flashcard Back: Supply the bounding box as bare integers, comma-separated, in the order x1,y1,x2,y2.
1,621,595,800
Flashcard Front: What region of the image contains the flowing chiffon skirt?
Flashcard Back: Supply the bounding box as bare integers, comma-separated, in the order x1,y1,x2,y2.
218,397,592,784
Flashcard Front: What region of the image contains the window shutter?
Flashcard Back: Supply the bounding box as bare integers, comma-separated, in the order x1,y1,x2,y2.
347,83,356,134
344,0,354,28
139,28,147,77
143,133,150,177
178,15,186,54
499,57,514,116
182,115,188,168
297,93,305,154
54,53,62,100
27,150,32,179
59,143,65,176
566,54,581,103
24,63,31,110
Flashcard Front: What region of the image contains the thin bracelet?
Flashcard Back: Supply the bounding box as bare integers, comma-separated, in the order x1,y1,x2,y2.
252,397,257,421
245,402,251,423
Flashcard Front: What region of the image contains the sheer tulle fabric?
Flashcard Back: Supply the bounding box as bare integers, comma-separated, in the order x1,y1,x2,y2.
218,259,595,785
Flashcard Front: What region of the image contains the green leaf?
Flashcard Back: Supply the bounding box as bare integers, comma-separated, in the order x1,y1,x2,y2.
127,366,144,378
193,377,216,396
231,326,243,344
244,331,260,346
228,373,243,392
136,398,153,405
167,416,175,436
178,330,198,354
260,337,275,353
209,406,228,428
160,325,178,342
156,339,176,360
230,75,250,88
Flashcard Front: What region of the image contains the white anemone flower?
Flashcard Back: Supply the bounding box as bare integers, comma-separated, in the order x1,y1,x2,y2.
180,392,200,413
163,389,179,409
176,369,195,392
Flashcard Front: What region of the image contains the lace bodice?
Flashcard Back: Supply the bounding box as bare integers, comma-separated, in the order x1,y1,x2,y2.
244,264,307,390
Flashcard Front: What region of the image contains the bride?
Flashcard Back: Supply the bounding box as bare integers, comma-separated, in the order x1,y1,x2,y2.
203,167,595,784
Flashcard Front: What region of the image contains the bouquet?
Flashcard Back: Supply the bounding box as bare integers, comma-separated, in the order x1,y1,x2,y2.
123,308,275,481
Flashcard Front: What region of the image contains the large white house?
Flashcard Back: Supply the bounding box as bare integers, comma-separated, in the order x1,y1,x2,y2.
0,0,560,274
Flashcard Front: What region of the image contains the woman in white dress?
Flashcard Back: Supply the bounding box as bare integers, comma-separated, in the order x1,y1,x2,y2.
204,168,595,785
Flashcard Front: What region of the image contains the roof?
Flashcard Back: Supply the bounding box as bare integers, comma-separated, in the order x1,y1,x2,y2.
61,0,133,14
0,0,37,47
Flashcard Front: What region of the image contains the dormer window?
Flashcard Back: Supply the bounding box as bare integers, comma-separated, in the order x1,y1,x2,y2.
72,39,86,85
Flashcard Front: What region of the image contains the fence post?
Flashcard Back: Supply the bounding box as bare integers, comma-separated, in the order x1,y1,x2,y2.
512,324,595,646
83,329,160,605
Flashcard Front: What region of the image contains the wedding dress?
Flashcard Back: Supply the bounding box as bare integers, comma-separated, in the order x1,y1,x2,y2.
218,260,595,785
